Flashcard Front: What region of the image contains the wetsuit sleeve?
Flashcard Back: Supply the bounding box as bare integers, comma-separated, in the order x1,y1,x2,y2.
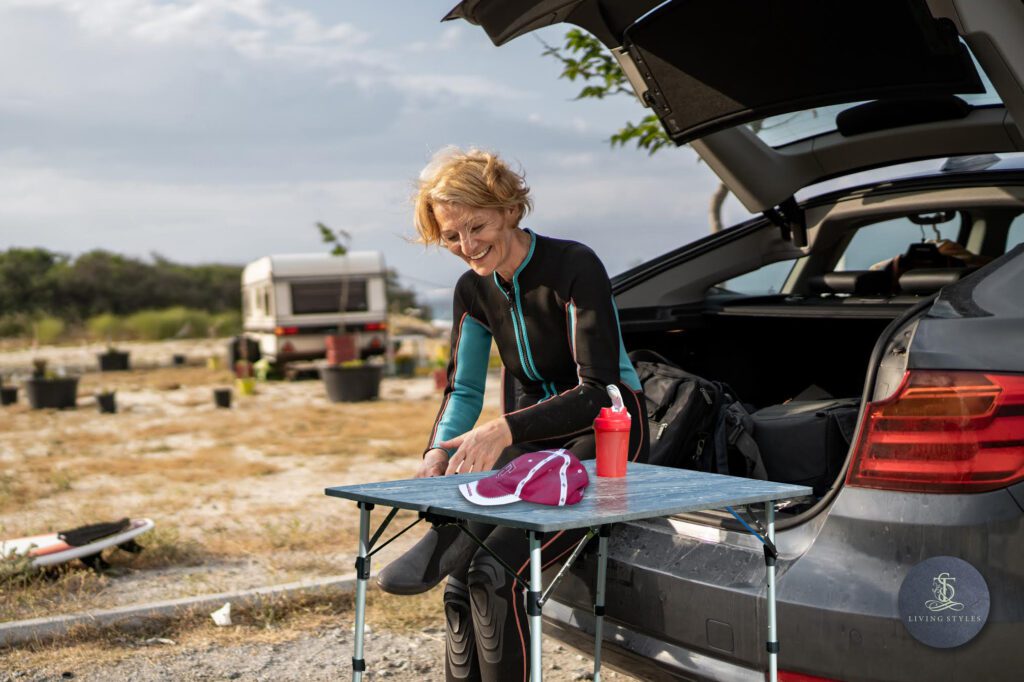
503,247,626,443
425,276,492,457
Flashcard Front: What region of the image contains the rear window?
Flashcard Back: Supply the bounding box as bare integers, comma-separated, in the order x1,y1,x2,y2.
291,280,368,314
836,216,959,271
1007,214,1024,251
750,44,1002,148
718,259,797,295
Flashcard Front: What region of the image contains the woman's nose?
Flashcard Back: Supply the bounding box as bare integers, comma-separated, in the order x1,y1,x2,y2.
460,233,476,255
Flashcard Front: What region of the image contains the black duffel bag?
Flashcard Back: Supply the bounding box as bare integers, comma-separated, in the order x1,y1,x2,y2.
751,398,859,496
630,350,766,478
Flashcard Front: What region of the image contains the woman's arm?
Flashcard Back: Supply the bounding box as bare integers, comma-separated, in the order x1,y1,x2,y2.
423,275,493,459
503,246,628,442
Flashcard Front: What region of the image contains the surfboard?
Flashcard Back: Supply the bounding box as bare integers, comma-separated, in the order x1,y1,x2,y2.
1,518,155,567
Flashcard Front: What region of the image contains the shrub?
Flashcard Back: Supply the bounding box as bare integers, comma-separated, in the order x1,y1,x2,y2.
33,316,65,345
0,314,30,338
124,307,211,341
210,310,242,337
86,313,125,342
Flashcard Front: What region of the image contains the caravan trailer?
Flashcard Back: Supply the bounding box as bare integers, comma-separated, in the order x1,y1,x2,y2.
240,253,388,367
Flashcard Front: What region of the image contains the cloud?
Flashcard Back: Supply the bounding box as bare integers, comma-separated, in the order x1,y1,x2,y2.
6,0,370,66
405,24,462,53
0,0,744,304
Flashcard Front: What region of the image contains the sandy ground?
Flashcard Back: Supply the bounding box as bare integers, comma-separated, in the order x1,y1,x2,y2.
1,625,636,681
0,339,641,682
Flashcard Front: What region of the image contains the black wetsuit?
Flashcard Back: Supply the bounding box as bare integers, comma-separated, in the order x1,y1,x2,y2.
427,229,649,682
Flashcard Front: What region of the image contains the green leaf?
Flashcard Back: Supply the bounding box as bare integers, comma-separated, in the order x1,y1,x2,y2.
540,29,672,155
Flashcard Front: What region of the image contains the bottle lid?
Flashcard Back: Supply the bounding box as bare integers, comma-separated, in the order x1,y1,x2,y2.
595,406,631,431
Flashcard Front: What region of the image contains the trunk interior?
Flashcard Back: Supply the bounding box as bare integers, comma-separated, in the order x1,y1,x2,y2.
624,309,888,408
621,305,897,504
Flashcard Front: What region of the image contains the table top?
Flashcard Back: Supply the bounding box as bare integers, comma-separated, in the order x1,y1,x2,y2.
325,462,812,532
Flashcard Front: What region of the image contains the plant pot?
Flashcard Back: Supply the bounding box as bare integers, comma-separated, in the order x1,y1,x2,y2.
325,334,358,365
235,377,256,396
0,386,18,405
97,350,130,372
96,392,117,414
320,365,382,402
25,377,79,410
213,388,232,408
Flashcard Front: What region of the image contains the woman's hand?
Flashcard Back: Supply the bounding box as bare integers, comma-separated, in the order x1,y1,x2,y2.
416,449,449,478
439,418,513,475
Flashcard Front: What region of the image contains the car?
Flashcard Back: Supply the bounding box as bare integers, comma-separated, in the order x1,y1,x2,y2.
444,1,1024,680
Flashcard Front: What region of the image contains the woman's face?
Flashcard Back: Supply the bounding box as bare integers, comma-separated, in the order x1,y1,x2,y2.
434,202,521,278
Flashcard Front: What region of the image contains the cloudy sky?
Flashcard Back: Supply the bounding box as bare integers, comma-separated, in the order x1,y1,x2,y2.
0,0,755,308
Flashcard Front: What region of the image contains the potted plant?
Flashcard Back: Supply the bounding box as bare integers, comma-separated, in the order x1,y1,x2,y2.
431,345,450,390
24,359,79,410
320,359,383,403
95,389,117,414
235,360,256,396
213,387,232,408
97,346,130,372
317,221,362,366
314,221,382,402
0,374,17,406
393,352,416,378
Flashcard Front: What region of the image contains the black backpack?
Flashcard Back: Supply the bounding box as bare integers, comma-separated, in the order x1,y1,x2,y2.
630,350,766,479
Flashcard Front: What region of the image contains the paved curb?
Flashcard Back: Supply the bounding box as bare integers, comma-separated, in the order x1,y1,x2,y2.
0,573,358,648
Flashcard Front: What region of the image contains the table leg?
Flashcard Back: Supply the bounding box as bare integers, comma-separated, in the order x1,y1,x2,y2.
528,530,543,681
765,502,777,682
593,525,610,682
352,502,372,682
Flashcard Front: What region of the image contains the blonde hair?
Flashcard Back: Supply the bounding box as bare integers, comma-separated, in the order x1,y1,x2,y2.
414,146,533,245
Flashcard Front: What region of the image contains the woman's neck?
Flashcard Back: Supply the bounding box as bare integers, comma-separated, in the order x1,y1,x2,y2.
495,228,531,282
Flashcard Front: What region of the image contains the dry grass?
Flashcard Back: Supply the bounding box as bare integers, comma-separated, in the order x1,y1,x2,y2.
0,353,501,625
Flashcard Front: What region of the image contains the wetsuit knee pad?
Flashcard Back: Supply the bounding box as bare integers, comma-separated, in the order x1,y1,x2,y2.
444,577,477,680
467,554,511,665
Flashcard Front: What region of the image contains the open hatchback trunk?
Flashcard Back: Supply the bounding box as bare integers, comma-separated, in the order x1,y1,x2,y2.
446,0,1024,212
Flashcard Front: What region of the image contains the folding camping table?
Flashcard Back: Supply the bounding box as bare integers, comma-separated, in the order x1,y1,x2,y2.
326,461,811,682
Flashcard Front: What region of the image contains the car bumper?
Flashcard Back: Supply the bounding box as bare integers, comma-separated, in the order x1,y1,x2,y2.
544,485,1024,682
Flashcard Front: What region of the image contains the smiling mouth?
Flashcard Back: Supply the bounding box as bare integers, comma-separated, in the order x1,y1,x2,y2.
468,246,491,261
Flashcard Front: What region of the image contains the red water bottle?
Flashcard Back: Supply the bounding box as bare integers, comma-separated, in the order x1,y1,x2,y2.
595,385,631,477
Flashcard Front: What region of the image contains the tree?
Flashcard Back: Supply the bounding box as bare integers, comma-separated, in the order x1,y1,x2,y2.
318,222,351,256
542,29,729,232
0,248,68,315
386,269,432,320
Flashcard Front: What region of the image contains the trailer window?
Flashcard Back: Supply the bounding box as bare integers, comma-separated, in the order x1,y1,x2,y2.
291,279,368,314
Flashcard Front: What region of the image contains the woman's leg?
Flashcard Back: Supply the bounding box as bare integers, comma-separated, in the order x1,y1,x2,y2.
445,561,481,681
467,525,587,682
442,443,542,682
465,434,607,682
447,414,650,681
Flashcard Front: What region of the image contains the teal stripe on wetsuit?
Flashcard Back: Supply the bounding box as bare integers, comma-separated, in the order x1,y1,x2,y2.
431,315,491,456
493,230,557,399
511,232,558,398
612,299,641,391
567,299,641,392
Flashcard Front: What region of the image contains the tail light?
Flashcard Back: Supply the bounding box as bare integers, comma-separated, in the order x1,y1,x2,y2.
274,326,299,336
847,370,1024,493
363,322,387,332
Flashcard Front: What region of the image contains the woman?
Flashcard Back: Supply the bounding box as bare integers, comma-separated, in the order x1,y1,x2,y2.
379,147,648,682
